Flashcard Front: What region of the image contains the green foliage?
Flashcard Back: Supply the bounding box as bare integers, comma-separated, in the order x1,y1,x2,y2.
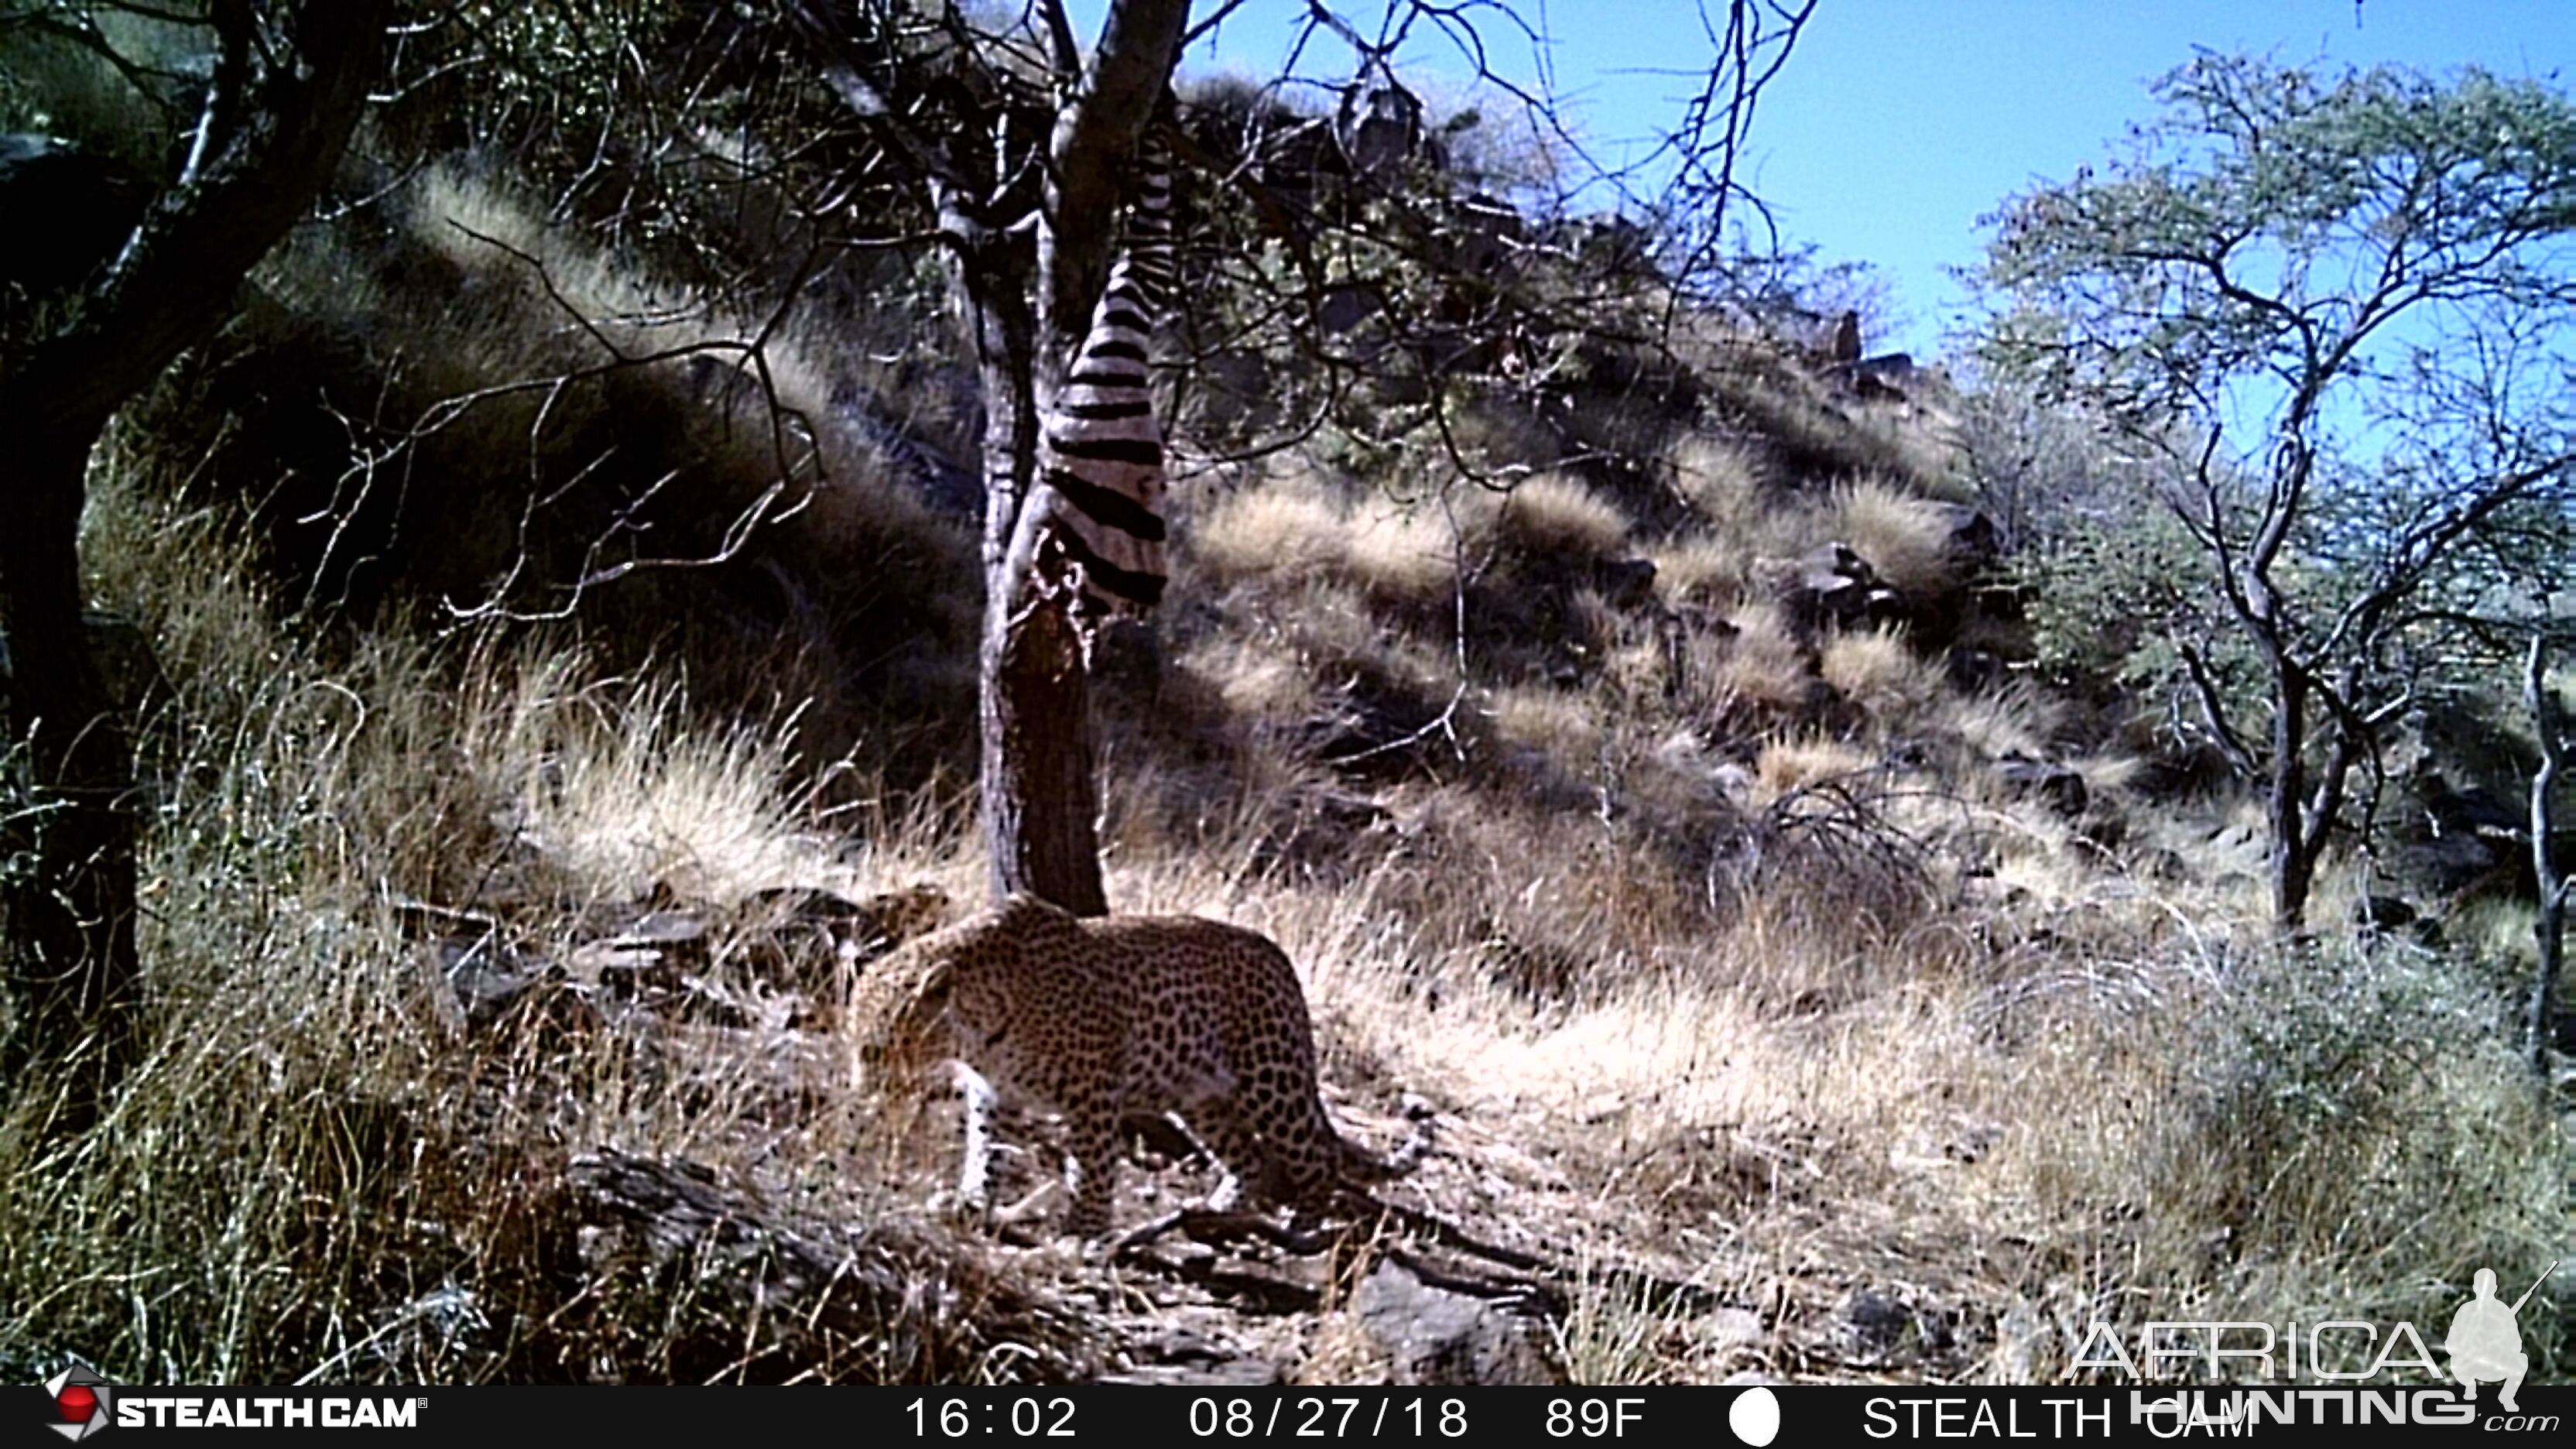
441,1,672,143
2156,939,2563,1294
1982,54,2576,424
1975,52,2576,584
2019,507,2219,693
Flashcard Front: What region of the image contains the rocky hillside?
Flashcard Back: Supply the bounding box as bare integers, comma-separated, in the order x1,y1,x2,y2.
1,12,2566,1389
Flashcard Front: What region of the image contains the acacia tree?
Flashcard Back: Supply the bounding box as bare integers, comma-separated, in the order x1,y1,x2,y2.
783,0,1810,914
0,0,388,1123
1978,54,2576,929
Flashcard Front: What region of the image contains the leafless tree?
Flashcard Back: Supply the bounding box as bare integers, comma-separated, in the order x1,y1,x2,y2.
774,0,1811,913
0,0,389,1127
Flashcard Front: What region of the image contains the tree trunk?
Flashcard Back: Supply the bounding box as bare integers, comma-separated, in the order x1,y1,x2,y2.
2264,653,2317,930
0,0,389,1128
978,579,1108,915
946,202,1110,917
954,0,1185,919
2529,634,2566,1070
2259,653,2371,933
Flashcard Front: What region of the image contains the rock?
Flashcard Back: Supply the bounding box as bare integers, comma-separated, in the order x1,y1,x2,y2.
1824,310,1861,365
1845,1289,1912,1354
1592,557,1660,611
2416,771,2524,840
616,909,709,947
1945,648,2006,693
1701,1307,1769,1351
1786,542,1889,632
2394,771,2563,902
1097,1318,1286,1386
428,934,605,1037
1800,541,1872,587
2354,893,2445,948
1337,75,1427,180
1993,754,2088,817
1846,351,1918,400
2401,833,2509,896
1352,1262,1563,1385
566,906,711,997
1925,502,2001,570
433,934,540,1027
568,937,682,994
2143,848,2191,882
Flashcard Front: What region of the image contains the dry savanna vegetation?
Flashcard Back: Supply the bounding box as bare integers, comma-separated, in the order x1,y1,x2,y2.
0,2,2567,1390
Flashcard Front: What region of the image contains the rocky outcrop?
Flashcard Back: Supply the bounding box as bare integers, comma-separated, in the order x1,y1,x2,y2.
1992,754,2088,818
1784,542,1905,634
1777,502,2004,652
1351,1261,1564,1385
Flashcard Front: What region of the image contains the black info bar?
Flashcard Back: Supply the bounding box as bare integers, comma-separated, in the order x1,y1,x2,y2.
11,1382,2566,1446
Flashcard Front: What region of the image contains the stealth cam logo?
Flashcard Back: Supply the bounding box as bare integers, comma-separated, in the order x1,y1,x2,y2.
42,1361,114,1442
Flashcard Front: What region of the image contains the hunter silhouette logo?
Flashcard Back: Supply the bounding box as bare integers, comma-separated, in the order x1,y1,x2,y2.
2448,1262,2557,1413
41,1361,113,1442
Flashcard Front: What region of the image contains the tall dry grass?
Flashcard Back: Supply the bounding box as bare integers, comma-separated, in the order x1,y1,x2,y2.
5,305,2564,1390
2,478,1002,1383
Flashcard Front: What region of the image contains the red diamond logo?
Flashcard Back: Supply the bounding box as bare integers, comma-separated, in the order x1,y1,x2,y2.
55,1385,98,1423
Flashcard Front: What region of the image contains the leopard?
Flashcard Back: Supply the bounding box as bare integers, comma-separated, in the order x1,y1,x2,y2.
851,892,1433,1237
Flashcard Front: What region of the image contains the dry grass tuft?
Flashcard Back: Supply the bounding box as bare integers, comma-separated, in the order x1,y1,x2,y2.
1646,536,1750,606
1194,468,1497,605
457,649,862,908
1752,735,1879,800
1495,473,1629,560
1490,684,1604,761
1340,492,1476,602
1825,478,1960,598
1667,433,1771,535
1193,471,1352,584
1820,626,1941,725
1936,683,2061,760
1679,601,1814,721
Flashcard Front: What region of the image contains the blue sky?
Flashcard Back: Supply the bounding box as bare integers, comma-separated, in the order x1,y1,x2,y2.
1108,1,2575,357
